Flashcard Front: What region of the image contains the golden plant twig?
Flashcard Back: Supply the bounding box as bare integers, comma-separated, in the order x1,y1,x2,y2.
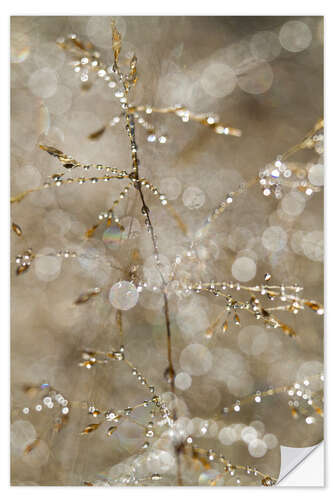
191,277,323,339
281,118,324,161
184,442,277,485
128,104,242,137
220,373,323,420
84,177,169,239
56,32,241,139
39,144,128,177
17,382,72,436
11,173,129,204
198,118,324,234
11,145,130,205
38,144,174,241
106,21,178,404
88,104,242,141
194,280,323,314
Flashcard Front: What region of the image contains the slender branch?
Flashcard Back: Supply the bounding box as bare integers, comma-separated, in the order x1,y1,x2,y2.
109,24,181,480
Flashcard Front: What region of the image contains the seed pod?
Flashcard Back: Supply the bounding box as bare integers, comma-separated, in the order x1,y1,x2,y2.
281,324,296,338
74,288,101,305
12,222,22,236
71,37,86,51
39,144,64,157
80,423,101,435
305,300,324,315
107,426,117,436
16,264,30,275
88,126,106,140
24,438,40,455
205,327,213,338
262,476,275,486
85,224,99,238
54,414,69,432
